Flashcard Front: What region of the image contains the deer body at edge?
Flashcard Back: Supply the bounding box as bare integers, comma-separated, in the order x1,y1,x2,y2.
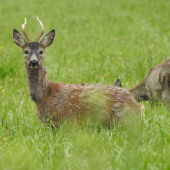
114,59,170,105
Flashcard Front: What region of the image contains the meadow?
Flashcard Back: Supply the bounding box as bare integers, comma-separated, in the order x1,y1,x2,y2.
1,0,170,169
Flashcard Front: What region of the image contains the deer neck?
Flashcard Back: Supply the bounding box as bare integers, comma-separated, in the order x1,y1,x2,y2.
129,79,148,102
25,65,49,103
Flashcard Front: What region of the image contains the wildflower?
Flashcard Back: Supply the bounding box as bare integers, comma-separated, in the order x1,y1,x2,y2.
46,119,50,122
17,90,20,93
0,87,2,89
79,74,81,77
0,46,4,50
104,73,108,77
2,90,5,93
3,138,6,141
10,78,13,81
118,57,122,60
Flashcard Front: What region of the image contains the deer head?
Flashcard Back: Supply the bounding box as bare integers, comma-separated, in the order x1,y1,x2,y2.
13,17,55,69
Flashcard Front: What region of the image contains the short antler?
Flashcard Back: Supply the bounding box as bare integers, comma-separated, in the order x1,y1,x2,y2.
35,16,44,42
21,18,31,42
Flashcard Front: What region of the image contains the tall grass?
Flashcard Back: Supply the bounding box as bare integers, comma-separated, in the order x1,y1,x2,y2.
1,0,170,169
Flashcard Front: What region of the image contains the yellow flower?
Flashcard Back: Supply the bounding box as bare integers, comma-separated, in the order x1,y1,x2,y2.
79,74,81,77
0,87,2,89
3,138,6,141
17,90,20,93
0,46,4,50
10,78,13,81
46,119,50,122
104,73,108,77
2,90,5,93
118,57,122,60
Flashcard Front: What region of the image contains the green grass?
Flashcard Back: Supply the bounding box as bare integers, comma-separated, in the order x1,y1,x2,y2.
1,0,170,169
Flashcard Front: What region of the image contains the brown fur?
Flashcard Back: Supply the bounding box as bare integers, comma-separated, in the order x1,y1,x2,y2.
25,64,142,128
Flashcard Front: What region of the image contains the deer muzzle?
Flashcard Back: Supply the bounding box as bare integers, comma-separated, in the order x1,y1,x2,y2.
29,54,39,69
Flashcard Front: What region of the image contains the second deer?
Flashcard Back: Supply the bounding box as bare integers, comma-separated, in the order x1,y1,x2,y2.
114,59,170,105
13,17,143,128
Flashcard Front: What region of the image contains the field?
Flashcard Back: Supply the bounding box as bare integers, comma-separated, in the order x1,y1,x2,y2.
1,0,170,169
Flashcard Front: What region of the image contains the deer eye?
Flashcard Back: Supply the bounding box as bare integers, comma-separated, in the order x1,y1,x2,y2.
25,50,28,55
39,51,43,55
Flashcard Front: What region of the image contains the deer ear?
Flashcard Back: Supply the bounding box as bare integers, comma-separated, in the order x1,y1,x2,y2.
40,29,55,48
13,29,26,48
114,79,122,87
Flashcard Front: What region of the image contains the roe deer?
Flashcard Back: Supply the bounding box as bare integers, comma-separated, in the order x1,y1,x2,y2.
13,17,143,128
114,59,170,104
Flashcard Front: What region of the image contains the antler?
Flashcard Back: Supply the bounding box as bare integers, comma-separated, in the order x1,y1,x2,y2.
35,16,44,42
21,18,31,42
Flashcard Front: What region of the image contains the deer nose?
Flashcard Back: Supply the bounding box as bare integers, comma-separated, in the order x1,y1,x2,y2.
29,60,39,67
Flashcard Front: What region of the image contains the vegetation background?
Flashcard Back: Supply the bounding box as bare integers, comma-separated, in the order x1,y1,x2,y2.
0,0,170,169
